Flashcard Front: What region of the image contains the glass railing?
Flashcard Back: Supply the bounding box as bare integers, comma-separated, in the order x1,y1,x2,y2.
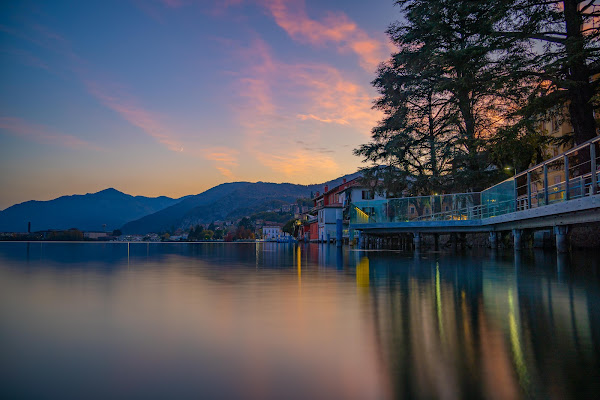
350,193,482,224
350,136,599,225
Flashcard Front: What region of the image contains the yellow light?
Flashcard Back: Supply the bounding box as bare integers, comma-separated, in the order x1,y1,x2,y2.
355,207,370,224
356,257,369,288
297,245,301,280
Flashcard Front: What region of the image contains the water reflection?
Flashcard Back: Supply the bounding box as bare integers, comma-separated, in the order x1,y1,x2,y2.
0,242,599,399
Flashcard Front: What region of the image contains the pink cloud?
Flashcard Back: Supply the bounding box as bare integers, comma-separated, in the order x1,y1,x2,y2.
258,0,389,72
0,116,103,151
231,37,379,135
85,81,185,153
226,37,380,176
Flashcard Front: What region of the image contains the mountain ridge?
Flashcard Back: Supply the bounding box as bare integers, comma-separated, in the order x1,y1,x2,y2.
0,189,182,232
120,173,361,234
0,172,361,233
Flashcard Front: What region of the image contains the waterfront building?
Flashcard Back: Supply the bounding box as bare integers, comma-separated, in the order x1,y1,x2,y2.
303,176,386,242
263,225,282,241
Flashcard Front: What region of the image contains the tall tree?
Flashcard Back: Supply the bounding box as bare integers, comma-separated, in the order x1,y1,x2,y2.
354,62,456,196
498,0,600,144
358,0,520,193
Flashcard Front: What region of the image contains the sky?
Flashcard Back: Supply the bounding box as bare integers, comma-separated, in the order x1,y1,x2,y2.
0,0,397,210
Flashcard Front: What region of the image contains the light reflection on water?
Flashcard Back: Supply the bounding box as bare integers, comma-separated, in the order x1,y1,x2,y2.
0,242,599,399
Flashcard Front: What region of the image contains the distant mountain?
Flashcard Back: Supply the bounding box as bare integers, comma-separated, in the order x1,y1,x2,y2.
121,172,361,234
0,188,181,232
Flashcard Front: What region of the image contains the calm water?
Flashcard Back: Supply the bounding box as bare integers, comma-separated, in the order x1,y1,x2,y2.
1,242,599,400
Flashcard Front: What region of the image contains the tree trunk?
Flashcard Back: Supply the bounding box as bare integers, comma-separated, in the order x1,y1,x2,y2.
563,0,597,144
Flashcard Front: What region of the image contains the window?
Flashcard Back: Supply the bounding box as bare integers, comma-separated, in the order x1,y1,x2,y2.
410,206,415,214
551,117,559,132
362,190,373,200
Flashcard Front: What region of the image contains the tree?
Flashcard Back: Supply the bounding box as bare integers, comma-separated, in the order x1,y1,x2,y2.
497,0,600,144
355,60,456,195
208,222,216,231
188,224,205,241
283,219,297,235
237,217,253,230
112,229,122,236
358,0,520,193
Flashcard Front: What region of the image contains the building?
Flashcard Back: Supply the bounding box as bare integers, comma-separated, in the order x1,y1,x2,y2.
83,231,110,240
302,176,386,242
263,225,282,241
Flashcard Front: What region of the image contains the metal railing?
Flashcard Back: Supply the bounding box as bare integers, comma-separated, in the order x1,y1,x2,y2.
350,136,599,225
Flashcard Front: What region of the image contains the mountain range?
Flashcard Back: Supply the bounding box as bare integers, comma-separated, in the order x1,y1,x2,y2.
0,173,360,234
0,188,180,232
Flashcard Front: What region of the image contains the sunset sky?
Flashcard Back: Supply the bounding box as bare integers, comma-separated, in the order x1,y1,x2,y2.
0,0,396,209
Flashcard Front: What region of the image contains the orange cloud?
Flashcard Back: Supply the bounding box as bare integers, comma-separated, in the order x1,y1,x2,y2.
216,166,235,179
259,0,389,72
85,81,185,153
297,114,349,125
201,147,240,178
256,149,339,178
0,116,103,151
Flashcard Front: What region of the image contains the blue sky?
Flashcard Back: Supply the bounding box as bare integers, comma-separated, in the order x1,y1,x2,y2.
0,0,397,209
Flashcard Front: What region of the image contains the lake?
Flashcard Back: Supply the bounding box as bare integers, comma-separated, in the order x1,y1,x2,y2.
1,242,599,399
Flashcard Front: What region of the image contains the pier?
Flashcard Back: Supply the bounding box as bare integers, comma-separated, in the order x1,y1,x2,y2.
349,137,600,252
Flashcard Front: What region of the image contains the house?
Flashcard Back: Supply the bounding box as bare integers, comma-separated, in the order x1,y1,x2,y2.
263,225,282,241
304,176,386,242
83,231,110,240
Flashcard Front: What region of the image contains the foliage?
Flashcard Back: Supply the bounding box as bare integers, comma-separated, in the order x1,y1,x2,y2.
296,198,313,207
357,0,524,194
249,211,294,224
47,228,84,241
496,0,600,145
187,224,204,241
282,219,297,235
357,0,598,195
237,217,254,230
